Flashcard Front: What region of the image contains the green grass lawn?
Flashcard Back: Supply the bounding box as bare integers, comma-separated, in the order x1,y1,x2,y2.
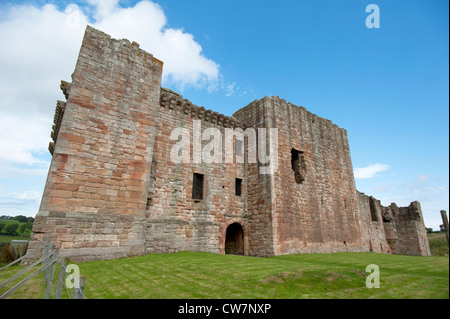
0,219,32,249
1,251,447,299
0,234,30,245
428,233,449,256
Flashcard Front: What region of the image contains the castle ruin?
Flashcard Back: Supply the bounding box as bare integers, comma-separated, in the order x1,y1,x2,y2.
26,26,430,262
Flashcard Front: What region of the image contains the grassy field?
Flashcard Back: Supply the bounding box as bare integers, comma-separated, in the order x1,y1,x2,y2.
0,219,32,249
428,233,449,256
0,234,30,245
0,219,32,243
0,251,448,299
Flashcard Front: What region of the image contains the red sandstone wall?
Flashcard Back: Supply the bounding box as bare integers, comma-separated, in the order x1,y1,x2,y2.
234,96,366,255
146,89,248,255
390,202,431,256
356,192,391,254
233,98,277,256
27,26,163,261
356,193,431,256
273,97,364,254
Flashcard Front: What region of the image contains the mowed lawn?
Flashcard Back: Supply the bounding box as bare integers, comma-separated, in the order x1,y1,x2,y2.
1,252,448,299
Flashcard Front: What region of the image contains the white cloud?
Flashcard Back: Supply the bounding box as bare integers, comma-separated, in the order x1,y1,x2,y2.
0,1,220,99
0,112,52,165
354,164,389,179
0,1,220,100
0,1,222,217
87,0,220,90
372,184,390,192
0,0,221,171
0,165,49,179
225,82,238,97
10,190,41,202
416,174,430,183
0,4,90,108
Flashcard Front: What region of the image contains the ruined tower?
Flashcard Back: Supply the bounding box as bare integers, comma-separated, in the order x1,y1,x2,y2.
26,26,430,262
28,26,163,260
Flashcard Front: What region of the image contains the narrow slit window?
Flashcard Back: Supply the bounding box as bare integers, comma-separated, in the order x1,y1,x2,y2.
235,178,242,196
369,198,378,222
146,193,152,210
192,173,204,200
235,138,243,157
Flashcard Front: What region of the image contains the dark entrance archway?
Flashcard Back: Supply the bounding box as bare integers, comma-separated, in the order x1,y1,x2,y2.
225,223,244,255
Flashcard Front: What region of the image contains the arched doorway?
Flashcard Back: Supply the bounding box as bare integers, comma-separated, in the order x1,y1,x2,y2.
225,223,244,255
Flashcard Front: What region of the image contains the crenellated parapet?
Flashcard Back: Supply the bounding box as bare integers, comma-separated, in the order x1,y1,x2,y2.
160,87,242,129
60,80,71,100
48,99,67,155
48,80,72,155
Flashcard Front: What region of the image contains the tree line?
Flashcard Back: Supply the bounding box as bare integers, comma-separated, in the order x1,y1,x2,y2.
0,215,34,236
426,225,447,234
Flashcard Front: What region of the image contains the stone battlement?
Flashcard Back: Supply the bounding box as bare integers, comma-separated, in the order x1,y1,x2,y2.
160,87,242,129
84,25,163,72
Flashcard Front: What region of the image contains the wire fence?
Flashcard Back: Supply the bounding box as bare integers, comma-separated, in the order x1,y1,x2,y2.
0,238,86,299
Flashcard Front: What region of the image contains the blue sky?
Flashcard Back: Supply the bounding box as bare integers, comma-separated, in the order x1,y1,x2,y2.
0,0,448,230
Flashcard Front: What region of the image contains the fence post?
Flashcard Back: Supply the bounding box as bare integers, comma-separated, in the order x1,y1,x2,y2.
43,239,51,283
55,258,68,299
73,276,86,299
44,261,56,299
440,210,449,247
0,238,87,299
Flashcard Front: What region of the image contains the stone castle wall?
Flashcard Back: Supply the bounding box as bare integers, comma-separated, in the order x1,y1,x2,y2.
356,192,431,256
146,88,248,255
390,202,431,256
356,192,392,254
234,96,366,255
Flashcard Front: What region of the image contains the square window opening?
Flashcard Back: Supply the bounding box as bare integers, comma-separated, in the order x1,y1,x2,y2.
192,173,204,200
235,178,242,196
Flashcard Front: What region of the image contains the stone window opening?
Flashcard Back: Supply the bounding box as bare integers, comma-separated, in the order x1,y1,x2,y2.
235,138,243,157
146,156,157,210
235,178,242,196
192,173,204,201
291,149,305,184
146,193,152,210
369,198,378,222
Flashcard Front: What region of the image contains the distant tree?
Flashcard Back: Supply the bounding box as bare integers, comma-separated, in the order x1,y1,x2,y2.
426,228,434,234
19,222,33,235
0,222,5,232
13,215,28,223
440,224,445,232
5,223,19,236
